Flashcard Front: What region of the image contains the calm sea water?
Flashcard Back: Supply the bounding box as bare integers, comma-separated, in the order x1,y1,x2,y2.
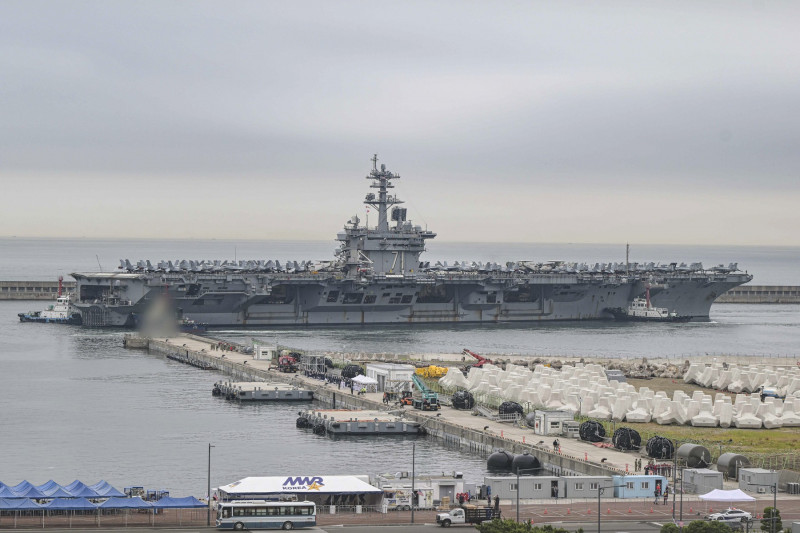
1,238,798,498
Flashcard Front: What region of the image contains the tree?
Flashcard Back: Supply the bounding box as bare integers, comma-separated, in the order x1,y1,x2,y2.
760,506,782,533
475,519,583,533
660,524,680,533
684,521,733,533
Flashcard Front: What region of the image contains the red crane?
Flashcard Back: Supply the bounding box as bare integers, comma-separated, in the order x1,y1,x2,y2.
462,348,492,368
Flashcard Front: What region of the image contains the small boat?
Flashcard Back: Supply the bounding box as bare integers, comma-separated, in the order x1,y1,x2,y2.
607,287,691,322
178,317,208,334
18,278,82,325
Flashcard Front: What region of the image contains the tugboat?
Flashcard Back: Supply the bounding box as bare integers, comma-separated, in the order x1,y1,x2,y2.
607,286,691,322
18,277,82,325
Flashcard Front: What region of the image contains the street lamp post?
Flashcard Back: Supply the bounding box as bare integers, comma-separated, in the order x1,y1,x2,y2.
747,482,778,533
207,443,215,526
411,442,416,524
597,481,627,533
514,467,544,523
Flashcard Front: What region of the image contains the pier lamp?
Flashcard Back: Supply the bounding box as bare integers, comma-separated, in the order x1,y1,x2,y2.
207,443,215,526
747,482,778,533
514,467,544,523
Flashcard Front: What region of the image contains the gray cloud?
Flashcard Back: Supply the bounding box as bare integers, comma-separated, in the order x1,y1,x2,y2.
1,1,798,243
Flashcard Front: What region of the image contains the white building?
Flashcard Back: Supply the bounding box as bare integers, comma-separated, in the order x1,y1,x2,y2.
531,410,575,435
366,363,415,392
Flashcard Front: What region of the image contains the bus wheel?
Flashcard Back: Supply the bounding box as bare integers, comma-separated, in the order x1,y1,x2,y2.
282,521,294,530
233,522,244,531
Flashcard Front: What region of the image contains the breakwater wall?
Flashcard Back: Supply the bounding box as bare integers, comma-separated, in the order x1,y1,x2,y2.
126,334,626,478
716,285,800,304
0,280,76,300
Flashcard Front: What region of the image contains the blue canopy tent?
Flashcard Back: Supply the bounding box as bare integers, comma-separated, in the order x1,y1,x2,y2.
0,486,19,498
0,498,44,527
41,486,75,498
149,495,206,526
13,485,46,499
44,498,98,511
98,497,153,527
150,496,206,509
3,498,42,510
10,481,35,493
63,480,84,492
68,485,100,498
35,480,61,492
43,497,100,527
98,497,152,509
89,481,125,498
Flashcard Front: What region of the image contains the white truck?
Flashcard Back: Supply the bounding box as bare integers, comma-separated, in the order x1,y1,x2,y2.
435,506,500,527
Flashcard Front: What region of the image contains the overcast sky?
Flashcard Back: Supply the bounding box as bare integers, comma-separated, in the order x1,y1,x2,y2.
1,1,798,245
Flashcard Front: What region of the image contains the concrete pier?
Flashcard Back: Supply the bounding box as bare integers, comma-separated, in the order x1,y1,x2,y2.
213,380,313,401
125,333,643,478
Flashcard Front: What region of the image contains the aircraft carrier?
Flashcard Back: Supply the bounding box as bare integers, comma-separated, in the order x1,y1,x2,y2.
71,157,752,327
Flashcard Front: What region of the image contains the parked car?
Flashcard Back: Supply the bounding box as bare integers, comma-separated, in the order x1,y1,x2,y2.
706,508,752,522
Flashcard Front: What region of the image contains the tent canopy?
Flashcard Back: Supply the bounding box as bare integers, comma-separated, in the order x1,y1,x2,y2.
99,497,152,509
42,486,76,498
699,489,756,502
0,479,121,499
14,486,46,499
45,497,98,510
89,480,125,497
150,496,207,509
218,476,382,497
0,498,42,510
352,375,378,385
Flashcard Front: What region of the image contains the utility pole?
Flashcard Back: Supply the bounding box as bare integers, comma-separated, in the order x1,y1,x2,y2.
207,443,215,526
411,442,416,524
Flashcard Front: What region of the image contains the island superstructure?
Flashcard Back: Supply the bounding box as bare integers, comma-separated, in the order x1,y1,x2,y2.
71,157,752,327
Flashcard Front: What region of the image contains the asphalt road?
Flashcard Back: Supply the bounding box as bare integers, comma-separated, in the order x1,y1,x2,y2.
34,522,666,533
318,521,667,532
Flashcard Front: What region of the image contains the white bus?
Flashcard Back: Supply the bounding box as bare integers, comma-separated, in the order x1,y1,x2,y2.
216,500,316,530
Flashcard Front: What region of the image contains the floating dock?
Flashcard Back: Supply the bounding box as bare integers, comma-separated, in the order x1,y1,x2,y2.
296,408,424,436
212,380,313,401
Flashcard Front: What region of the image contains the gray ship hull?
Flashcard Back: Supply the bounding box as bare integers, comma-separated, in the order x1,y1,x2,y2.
72,275,749,327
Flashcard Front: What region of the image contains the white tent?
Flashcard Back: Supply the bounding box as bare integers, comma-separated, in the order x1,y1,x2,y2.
218,476,381,497
699,489,756,502
352,374,379,392
216,476,383,506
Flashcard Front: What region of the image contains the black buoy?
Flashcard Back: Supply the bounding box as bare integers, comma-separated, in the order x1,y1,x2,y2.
646,436,675,459
579,420,606,442
487,449,514,472
452,390,475,410
341,364,365,379
511,452,541,473
498,401,523,416
296,417,309,428
612,427,642,451
312,423,326,435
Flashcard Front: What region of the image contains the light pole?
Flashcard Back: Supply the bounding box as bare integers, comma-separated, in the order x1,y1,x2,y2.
747,482,778,533
514,467,544,523
597,480,627,533
207,443,215,526
411,442,416,524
